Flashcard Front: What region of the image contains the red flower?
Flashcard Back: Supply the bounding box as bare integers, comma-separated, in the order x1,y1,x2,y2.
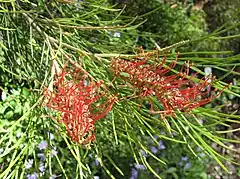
44,64,116,145
111,52,215,117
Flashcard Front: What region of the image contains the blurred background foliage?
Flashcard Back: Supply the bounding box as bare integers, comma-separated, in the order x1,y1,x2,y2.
0,0,240,178
204,0,240,54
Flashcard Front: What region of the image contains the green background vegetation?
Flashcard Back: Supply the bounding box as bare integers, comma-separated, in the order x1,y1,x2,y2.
0,0,240,178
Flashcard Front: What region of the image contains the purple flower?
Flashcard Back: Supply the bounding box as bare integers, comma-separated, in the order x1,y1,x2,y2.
37,153,46,161
178,161,183,166
158,141,166,150
94,176,100,179
27,172,38,179
25,159,33,169
151,146,158,154
185,162,191,170
181,156,188,161
130,168,138,179
38,141,48,150
95,158,99,166
39,162,45,172
134,163,146,170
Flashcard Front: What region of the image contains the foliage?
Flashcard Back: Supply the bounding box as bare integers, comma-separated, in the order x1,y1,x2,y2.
0,0,240,178
111,0,220,51
204,0,240,54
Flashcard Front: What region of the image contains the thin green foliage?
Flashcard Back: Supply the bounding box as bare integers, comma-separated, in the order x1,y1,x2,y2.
0,0,240,178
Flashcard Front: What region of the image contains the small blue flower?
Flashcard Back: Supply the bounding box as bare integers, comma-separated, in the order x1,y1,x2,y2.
134,163,146,170
151,146,158,154
185,162,191,170
39,162,45,172
94,176,100,179
38,141,48,150
158,141,166,150
130,168,138,179
95,158,99,166
178,161,183,166
181,156,188,161
27,172,38,179
25,159,33,169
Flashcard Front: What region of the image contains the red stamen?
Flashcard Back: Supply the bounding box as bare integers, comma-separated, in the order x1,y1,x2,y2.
111,50,221,118
44,63,117,145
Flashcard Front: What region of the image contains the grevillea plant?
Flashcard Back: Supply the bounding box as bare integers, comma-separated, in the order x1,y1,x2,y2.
44,62,117,145
111,49,217,118
1,1,240,178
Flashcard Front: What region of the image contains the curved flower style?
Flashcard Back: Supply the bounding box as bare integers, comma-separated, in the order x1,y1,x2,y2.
44,64,116,145
111,52,215,117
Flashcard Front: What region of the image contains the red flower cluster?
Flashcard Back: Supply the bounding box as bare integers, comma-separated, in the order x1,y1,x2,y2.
111,53,214,117
44,64,116,145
